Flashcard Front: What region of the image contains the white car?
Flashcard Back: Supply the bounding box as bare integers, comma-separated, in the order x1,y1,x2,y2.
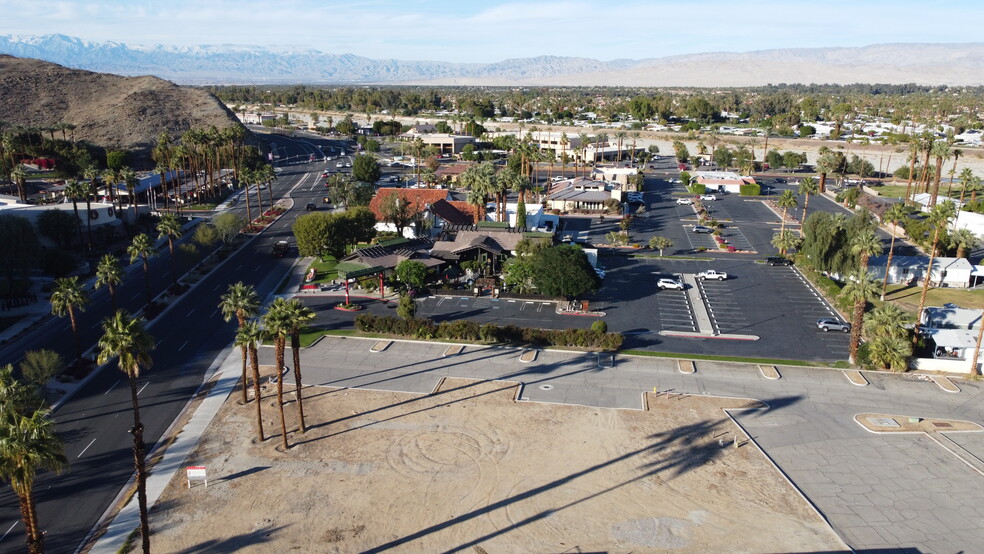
676,198,693,205
700,194,717,201
657,278,684,290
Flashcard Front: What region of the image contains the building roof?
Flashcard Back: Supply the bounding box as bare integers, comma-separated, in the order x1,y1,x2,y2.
339,238,443,273
546,186,611,203
925,328,980,350
429,199,474,226
435,163,473,177
448,201,478,223
869,255,975,272
430,225,531,259
368,188,450,221
592,167,638,176
921,306,982,330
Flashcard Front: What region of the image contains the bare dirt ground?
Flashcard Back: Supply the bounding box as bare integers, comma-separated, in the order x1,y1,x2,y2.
145,378,845,553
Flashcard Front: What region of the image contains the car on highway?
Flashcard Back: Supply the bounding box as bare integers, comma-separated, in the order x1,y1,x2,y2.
817,318,851,332
700,194,716,201
766,256,792,266
676,198,693,205
697,269,728,281
657,278,684,290
692,225,713,234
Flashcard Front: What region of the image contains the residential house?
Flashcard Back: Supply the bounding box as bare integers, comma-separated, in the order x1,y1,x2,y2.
435,163,473,185
369,188,477,239
914,305,983,374
866,255,977,288
692,171,757,195
545,177,613,212
430,224,552,276
591,167,638,189
336,237,444,285
400,133,476,156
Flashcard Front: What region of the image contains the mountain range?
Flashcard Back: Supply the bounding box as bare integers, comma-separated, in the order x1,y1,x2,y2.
1,34,983,87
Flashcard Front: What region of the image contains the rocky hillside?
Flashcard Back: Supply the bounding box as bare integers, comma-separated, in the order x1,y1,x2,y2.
0,54,240,153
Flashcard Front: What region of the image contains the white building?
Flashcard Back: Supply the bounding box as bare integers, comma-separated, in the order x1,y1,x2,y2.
866,255,978,288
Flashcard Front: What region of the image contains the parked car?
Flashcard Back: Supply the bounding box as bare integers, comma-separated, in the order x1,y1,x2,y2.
692,225,713,234
336,162,344,168
305,203,317,211
765,256,792,266
700,194,716,201
697,270,728,281
817,318,851,332
676,198,693,205
345,162,352,167
657,278,684,290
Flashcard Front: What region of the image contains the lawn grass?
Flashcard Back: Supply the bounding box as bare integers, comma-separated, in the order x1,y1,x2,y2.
881,283,984,316
620,349,827,367
298,327,356,347
307,257,339,284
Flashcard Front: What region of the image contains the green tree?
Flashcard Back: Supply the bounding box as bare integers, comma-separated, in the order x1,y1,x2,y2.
0,215,40,287
127,233,157,305
352,153,381,183
948,228,979,259
797,177,819,235
378,192,422,237
531,245,599,299
212,212,245,245
95,253,123,312
219,282,260,403
850,228,882,271
19,350,64,399
36,210,77,248
50,276,88,365
155,213,183,286
771,230,801,256
880,202,908,300
864,304,912,371
395,260,429,289
234,320,265,441
96,310,155,554
913,201,957,343
262,298,294,450
280,298,315,433
0,364,67,554
776,189,798,236
63,180,87,249
649,236,673,256
841,268,879,364
397,293,416,320
516,195,527,231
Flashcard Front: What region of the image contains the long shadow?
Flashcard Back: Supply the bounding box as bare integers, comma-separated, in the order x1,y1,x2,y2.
170,524,288,554
741,395,803,418
364,417,728,553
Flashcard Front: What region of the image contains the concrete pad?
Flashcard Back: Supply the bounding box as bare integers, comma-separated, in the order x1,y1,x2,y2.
930,375,960,393
758,365,781,380
443,345,464,357
519,348,538,363
370,340,392,353
679,360,696,374
844,370,868,386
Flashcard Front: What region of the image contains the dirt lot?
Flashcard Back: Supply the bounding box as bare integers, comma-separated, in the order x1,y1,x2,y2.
145,378,844,553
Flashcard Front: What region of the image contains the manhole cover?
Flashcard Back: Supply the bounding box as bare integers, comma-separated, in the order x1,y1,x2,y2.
932,422,953,428
870,417,900,428
539,384,554,391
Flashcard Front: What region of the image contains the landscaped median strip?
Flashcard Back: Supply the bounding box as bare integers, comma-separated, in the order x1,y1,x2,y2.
758,365,781,380
370,340,392,353
443,345,464,357
678,360,696,374
844,370,868,386
519,348,538,363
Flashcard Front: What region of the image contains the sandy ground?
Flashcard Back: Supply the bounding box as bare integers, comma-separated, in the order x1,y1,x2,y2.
145,377,845,553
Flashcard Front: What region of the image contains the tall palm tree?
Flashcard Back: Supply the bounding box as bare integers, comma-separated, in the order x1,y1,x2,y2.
10,164,27,201
850,228,882,271
127,233,157,305
776,189,797,236
49,277,88,365
155,213,183,287
880,203,908,300
120,167,140,223
771,230,800,257
77,178,96,250
913,201,957,344
945,148,962,198
797,177,819,236
235,321,266,440
928,140,950,207
957,169,976,205
949,228,979,259
842,268,879,364
262,300,293,450
280,299,315,433
96,310,155,554
95,254,124,312
219,283,260,403
63,180,86,249
970,315,984,376
0,365,67,554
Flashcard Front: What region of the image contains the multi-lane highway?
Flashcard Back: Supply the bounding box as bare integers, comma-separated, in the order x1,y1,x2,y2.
0,132,344,553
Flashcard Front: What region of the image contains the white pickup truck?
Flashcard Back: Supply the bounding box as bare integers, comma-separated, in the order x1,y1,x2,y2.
697,269,728,281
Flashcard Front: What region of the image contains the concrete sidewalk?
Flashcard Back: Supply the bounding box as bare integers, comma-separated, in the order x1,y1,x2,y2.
87,346,240,553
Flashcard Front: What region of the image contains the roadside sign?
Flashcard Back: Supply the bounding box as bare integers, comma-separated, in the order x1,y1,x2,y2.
186,466,207,488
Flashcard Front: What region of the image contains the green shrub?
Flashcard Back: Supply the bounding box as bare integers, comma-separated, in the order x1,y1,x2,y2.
739,183,761,196
591,320,608,333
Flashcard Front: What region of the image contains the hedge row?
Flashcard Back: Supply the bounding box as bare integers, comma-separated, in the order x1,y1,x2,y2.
354,314,623,351
739,183,761,196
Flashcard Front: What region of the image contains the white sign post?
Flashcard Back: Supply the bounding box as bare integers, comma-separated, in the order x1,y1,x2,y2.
186,466,207,488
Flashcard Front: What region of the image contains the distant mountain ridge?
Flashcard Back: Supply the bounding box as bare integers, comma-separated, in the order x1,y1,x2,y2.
1,34,982,87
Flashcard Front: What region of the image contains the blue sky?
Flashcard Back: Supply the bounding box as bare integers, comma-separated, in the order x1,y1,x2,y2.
0,0,977,62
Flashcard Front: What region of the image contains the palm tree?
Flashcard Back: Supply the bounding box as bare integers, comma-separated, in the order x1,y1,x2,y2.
95,254,124,312
235,321,266,441
50,277,88,365
281,298,315,433
771,230,801,256
970,316,984,376
949,228,979,259
864,304,912,371
797,177,819,236
10,164,27,201
880,203,908,300
63,180,86,249
127,233,157,305
842,268,879,364
77,179,96,250
945,148,962,198
219,283,260,403
0,365,67,554
850,229,882,271
155,213,183,287
262,300,293,450
928,140,950,207
913,201,957,344
120,167,140,223
776,189,797,236
96,310,155,554
958,170,977,205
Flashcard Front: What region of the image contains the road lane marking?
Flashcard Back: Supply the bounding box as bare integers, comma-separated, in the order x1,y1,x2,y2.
77,438,96,458
137,382,150,396
178,340,189,351
130,292,141,301
104,379,120,395
187,308,195,317
1,521,17,542
213,283,223,291
210,309,218,318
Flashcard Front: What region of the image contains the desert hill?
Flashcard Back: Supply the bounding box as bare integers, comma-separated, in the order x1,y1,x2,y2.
0,54,240,154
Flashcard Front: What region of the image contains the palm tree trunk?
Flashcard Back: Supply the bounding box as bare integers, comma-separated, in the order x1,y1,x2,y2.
275,338,288,450
167,238,177,287
913,228,941,344
849,298,864,364
128,374,151,554
800,193,811,237
240,344,249,403
84,197,93,250
67,307,81,364
930,156,944,207
818,172,827,193
291,335,305,433
18,491,42,554
881,232,897,301
142,259,152,305
904,150,918,203
249,345,264,440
